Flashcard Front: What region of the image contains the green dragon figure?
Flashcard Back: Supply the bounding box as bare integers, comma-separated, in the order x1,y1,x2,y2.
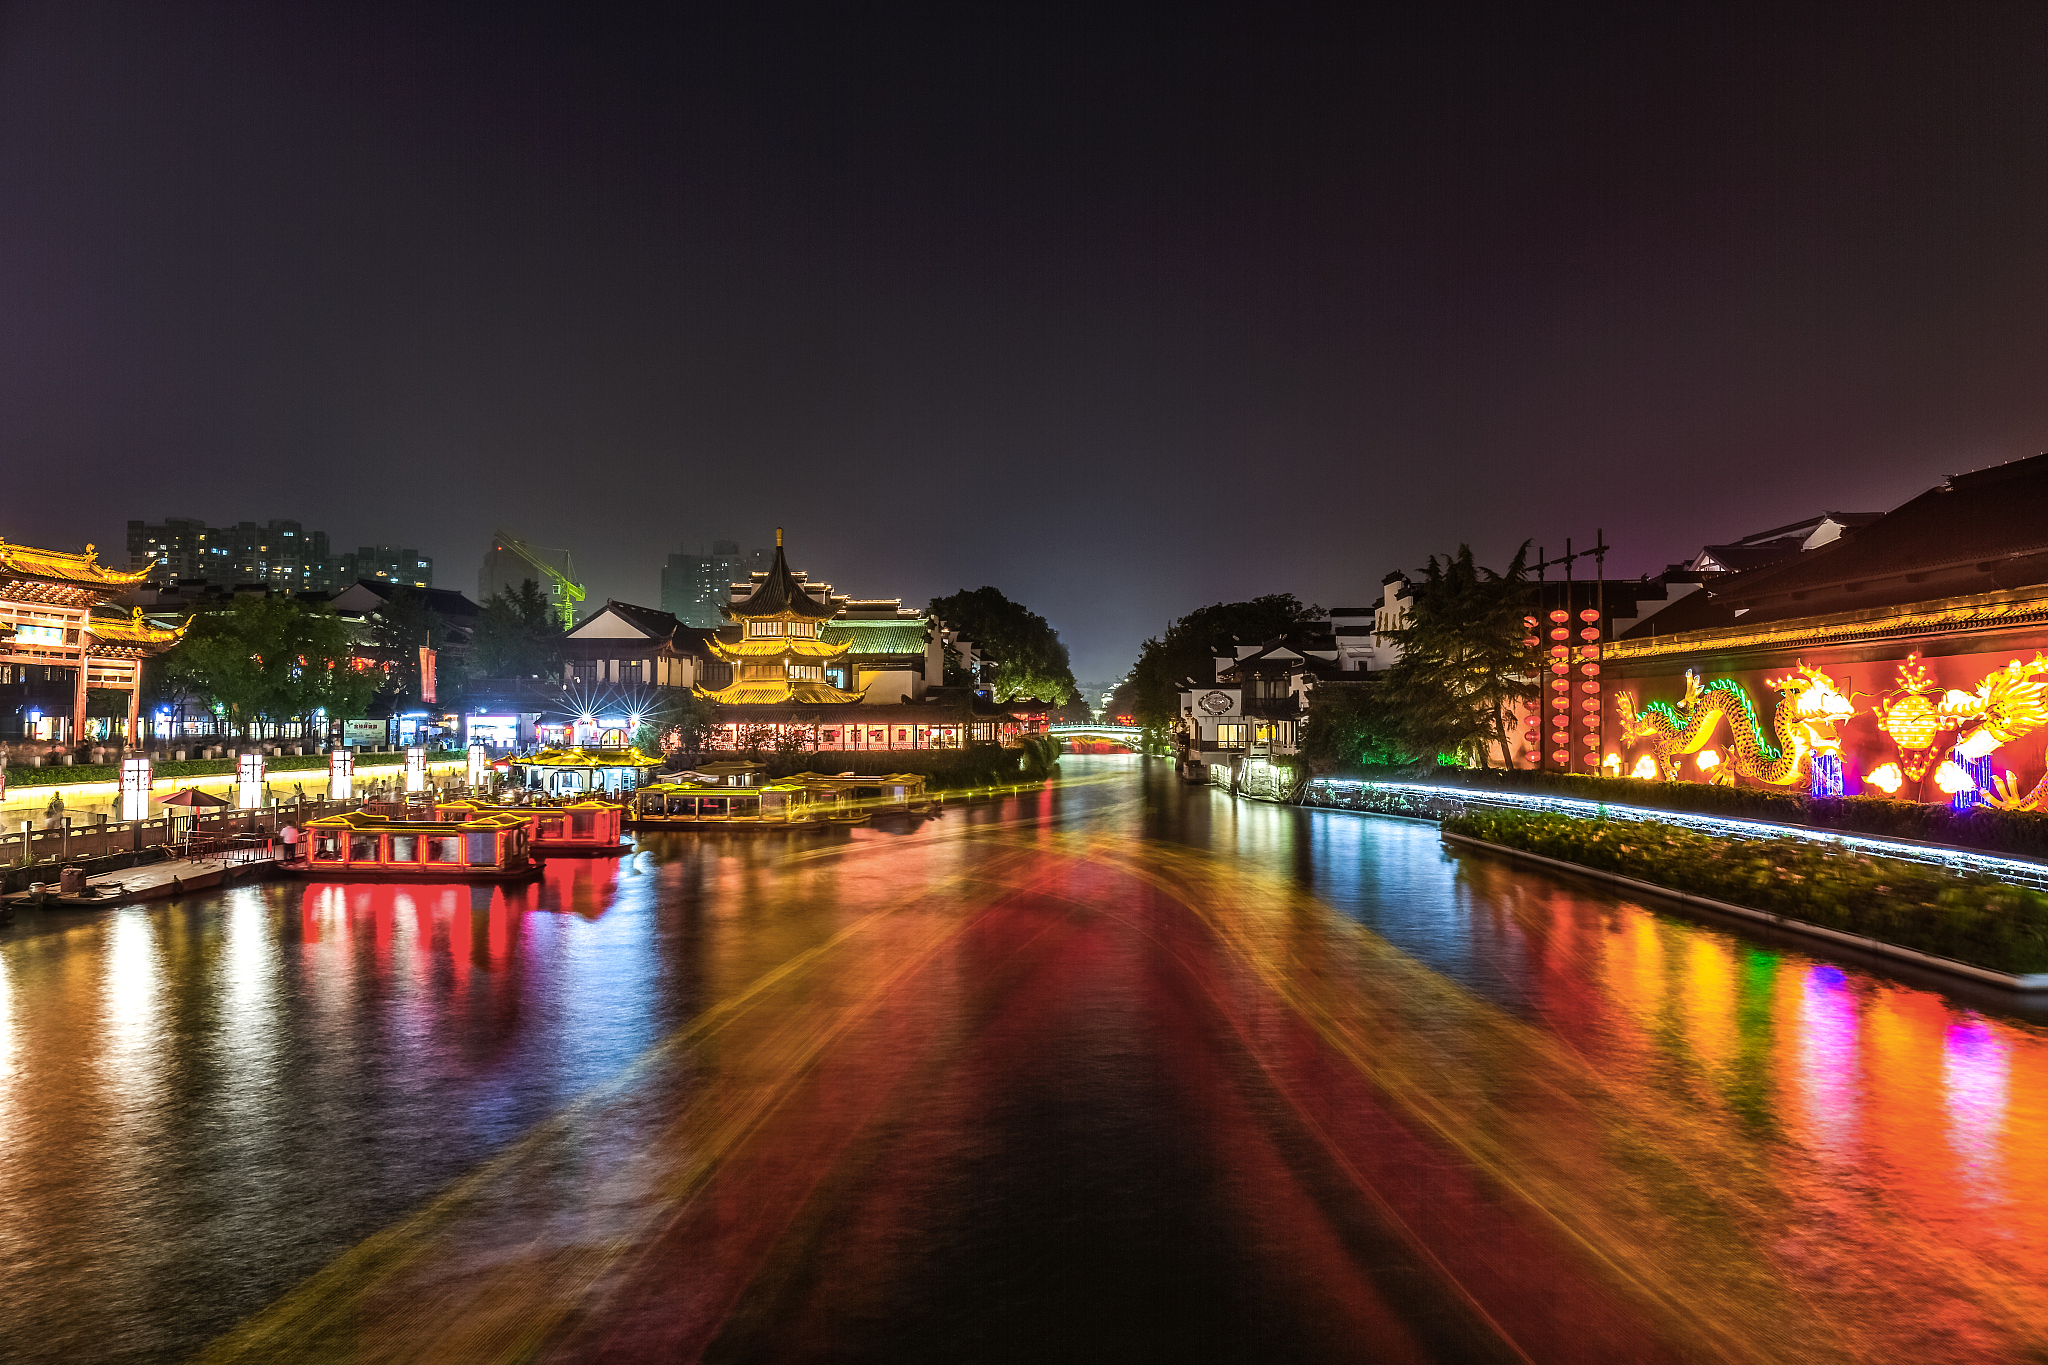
1615,662,1854,786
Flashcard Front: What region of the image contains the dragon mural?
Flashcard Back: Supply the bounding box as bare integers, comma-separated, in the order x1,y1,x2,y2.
1615,662,1854,787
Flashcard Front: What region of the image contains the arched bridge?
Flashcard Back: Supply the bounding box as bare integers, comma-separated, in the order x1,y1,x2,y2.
1046,723,1146,750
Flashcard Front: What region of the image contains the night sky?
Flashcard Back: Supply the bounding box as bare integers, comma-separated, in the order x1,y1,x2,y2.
4,3,2045,681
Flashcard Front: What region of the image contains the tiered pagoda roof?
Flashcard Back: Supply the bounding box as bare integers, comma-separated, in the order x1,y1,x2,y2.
697,530,867,706
0,538,152,608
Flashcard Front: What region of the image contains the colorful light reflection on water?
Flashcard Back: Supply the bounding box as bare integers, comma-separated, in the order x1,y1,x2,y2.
0,759,2044,1363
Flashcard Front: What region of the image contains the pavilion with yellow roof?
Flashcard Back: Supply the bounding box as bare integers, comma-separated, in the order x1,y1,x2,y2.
697,529,868,706
0,537,184,745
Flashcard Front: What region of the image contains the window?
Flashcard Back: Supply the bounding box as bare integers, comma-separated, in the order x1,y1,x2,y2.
787,621,813,636
1215,723,1248,749
699,796,727,816
790,664,822,681
742,663,783,680
467,832,499,864
389,834,419,862
748,620,785,636
731,796,759,817
313,830,342,861
570,810,596,838
349,832,379,862
426,836,462,862
666,795,697,815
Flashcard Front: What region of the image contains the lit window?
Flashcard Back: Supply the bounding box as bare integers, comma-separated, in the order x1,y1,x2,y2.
1216,723,1248,749
749,620,785,636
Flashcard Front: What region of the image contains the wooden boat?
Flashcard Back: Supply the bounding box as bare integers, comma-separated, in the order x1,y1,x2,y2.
625,771,934,830
282,811,541,881
434,798,629,855
626,778,831,830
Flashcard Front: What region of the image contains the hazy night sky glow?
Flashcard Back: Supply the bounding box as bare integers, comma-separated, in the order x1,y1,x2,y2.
3,2,2045,679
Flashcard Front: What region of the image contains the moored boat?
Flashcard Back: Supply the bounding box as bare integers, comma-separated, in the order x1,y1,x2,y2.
434,798,629,855
284,811,541,881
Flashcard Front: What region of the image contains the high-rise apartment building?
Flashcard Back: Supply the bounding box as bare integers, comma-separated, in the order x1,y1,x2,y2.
124,519,433,591
661,540,770,628
341,545,434,589
127,518,344,590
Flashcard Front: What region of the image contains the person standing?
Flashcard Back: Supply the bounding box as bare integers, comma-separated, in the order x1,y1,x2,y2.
279,822,300,861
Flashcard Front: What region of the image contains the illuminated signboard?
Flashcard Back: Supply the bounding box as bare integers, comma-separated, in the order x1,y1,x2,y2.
13,624,64,646
328,747,354,801
120,757,152,822
404,745,428,794
237,751,266,809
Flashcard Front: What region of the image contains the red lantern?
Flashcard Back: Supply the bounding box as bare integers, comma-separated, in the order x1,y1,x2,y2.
1580,662,1600,677
1581,753,1600,767
1522,637,1541,648
1579,608,1600,623
1578,645,1599,659
1553,679,1571,692
1551,749,1571,764
1549,628,1570,641
1579,627,1600,642
1523,616,1538,628
1549,610,1570,623
1581,681,1600,694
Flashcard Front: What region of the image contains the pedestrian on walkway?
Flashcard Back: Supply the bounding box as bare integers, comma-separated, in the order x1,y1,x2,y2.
279,822,300,861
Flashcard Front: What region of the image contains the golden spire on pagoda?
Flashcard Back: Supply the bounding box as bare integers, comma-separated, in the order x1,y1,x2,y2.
696,529,865,705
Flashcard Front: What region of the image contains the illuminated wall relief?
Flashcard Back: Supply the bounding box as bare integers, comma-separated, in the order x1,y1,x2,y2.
1614,651,2048,804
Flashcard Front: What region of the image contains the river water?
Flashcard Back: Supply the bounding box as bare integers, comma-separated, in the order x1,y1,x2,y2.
2,756,2045,1363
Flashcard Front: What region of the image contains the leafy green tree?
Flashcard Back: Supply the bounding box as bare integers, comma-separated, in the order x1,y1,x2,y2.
161,594,375,736
928,587,1080,705
1377,544,1536,768
633,690,722,759
1125,594,1323,744
470,578,565,679
1297,682,1419,769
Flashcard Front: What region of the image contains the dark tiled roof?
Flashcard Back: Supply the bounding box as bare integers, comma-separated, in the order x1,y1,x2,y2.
728,539,836,620
1709,453,2048,618
341,579,482,618
568,599,682,639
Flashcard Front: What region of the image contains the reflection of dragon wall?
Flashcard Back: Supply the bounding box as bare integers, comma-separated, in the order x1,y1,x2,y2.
1616,663,1854,788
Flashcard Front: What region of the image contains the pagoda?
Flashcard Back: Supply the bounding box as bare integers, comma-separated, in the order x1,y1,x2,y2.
0,538,183,743
696,529,866,705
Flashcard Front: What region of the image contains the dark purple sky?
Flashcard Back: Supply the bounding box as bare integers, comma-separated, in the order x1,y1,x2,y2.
4,2,2045,680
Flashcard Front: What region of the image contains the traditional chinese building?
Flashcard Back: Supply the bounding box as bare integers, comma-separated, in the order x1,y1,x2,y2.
700,530,868,707
0,539,182,744
1604,452,2048,809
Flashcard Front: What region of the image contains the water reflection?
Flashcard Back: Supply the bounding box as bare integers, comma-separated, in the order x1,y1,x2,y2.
3,760,2048,1362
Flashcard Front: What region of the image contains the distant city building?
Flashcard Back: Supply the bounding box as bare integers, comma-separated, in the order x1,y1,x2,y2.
127,518,347,591
479,530,584,629
341,545,433,589
125,518,433,591
661,540,770,628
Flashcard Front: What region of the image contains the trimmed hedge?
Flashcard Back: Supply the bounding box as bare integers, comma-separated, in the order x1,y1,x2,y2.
1327,765,2048,862
1444,809,2048,975
1,749,465,789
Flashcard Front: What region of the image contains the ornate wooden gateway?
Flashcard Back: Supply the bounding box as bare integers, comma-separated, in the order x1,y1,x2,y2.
0,538,182,744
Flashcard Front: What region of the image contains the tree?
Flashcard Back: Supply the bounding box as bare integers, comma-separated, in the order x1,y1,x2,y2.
1376,544,1536,768
1124,594,1323,742
471,578,564,679
928,587,1080,706
633,690,722,760
1297,681,1419,769
161,594,376,736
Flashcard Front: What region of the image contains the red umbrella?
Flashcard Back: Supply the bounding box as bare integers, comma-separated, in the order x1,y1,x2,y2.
159,787,230,808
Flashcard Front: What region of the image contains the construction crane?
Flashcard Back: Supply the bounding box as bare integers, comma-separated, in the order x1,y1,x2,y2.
479,530,585,630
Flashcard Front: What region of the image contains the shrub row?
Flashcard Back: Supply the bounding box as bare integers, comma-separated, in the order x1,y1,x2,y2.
2,749,464,789
1324,765,2048,862
1443,809,2048,975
